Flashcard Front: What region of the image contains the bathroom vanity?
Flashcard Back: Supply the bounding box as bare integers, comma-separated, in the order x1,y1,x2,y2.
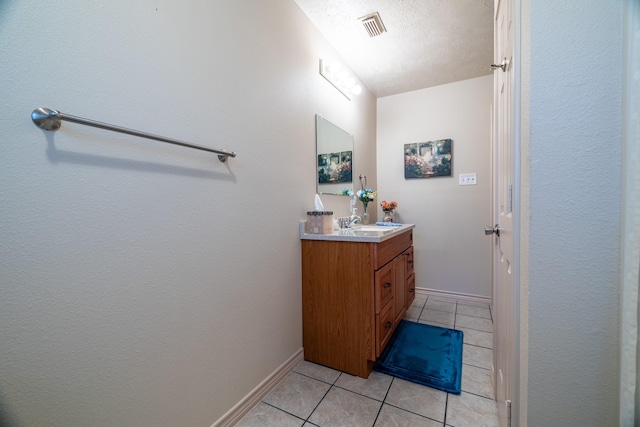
300,223,415,378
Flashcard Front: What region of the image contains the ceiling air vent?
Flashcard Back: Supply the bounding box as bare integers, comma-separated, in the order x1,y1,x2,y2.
359,12,387,38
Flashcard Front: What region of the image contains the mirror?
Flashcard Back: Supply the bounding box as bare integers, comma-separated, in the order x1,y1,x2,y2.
316,115,354,195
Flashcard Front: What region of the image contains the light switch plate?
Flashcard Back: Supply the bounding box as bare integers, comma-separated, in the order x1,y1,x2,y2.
459,173,477,185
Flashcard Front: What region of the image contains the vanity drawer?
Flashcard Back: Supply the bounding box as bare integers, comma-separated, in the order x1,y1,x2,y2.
376,300,395,357
375,261,394,313
373,230,412,270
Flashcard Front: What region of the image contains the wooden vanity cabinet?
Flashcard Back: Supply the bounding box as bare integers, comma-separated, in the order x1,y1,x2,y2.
301,230,414,378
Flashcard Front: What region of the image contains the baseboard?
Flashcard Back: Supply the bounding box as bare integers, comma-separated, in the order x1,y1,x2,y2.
211,348,304,427
415,287,492,306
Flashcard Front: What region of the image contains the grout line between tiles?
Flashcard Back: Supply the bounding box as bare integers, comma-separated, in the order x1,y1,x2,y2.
454,323,493,333
303,383,334,424
378,375,446,425
464,343,493,350
291,370,340,386
422,306,458,314
260,401,308,424
443,393,449,426
330,383,386,403
461,361,492,372
459,388,496,401
457,302,491,309
455,312,493,320
462,361,492,371
380,401,446,425
463,341,493,350
453,302,458,329
458,390,499,402
370,375,393,427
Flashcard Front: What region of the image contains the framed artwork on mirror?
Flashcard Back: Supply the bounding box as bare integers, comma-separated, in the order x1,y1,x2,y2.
317,150,352,184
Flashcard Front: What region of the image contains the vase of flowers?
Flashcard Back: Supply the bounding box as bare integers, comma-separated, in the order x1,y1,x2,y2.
356,188,376,224
380,200,398,222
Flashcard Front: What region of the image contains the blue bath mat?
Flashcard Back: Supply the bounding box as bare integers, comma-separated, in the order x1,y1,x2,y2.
374,320,464,394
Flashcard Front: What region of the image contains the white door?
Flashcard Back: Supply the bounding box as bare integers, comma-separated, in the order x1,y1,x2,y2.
490,0,517,426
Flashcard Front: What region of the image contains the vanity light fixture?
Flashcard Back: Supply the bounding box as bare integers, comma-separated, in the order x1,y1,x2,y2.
319,58,363,100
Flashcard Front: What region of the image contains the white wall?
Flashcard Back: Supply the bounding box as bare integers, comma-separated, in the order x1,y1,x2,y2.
0,1,376,426
377,76,493,298
523,0,622,425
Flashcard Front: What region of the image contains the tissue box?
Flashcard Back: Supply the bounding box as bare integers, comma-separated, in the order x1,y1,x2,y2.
306,211,333,234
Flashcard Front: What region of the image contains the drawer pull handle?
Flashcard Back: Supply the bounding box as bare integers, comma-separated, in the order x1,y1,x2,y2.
408,260,414,265
385,321,393,329
409,288,415,293
383,282,392,289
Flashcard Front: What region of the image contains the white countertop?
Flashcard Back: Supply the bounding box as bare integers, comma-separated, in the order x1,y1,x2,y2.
299,221,415,243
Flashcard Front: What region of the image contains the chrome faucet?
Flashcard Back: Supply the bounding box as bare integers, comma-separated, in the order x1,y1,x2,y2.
338,210,362,229
348,209,361,228
348,216,361,228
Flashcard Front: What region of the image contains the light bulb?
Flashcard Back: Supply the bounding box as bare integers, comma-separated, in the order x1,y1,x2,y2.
351,85,362,95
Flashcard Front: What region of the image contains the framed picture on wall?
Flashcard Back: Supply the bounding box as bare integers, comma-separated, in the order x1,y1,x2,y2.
404,139,452,179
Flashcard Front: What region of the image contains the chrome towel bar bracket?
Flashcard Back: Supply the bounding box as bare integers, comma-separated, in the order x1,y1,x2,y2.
31,107,236,162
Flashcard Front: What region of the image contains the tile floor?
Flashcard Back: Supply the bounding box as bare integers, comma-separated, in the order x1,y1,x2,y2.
237,296,499,427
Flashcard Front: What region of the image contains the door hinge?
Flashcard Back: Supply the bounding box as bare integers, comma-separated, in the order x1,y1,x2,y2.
507,184,513,213
506,399,512,427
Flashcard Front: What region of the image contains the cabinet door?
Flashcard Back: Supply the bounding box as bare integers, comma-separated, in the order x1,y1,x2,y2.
393,255,406,324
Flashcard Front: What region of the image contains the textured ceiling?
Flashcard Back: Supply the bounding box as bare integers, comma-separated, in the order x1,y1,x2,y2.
294,0,494,98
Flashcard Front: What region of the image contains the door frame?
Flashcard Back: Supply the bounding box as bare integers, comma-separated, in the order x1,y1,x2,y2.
511,0,522,423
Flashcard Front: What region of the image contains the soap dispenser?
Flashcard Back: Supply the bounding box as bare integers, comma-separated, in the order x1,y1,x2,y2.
349,207,361,227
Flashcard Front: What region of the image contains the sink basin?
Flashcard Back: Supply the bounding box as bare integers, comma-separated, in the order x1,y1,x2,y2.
353,226,395,232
